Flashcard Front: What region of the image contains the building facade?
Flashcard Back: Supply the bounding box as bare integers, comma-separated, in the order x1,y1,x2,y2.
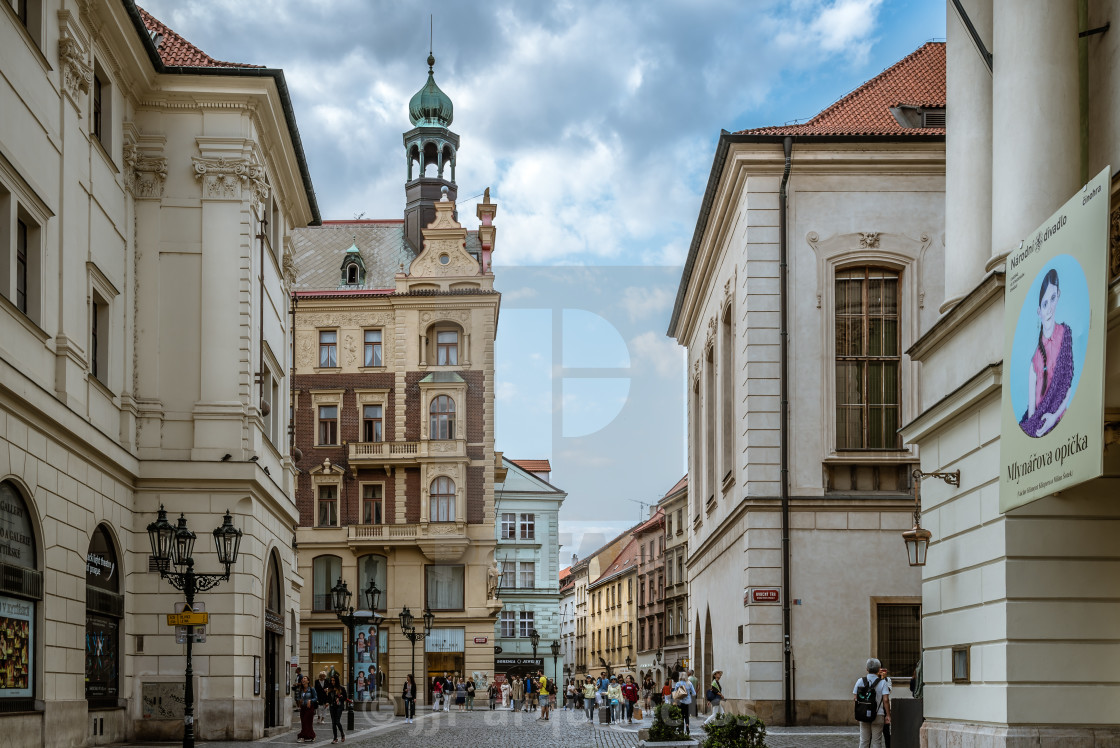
587,539,638,678
493,458,566,684
899,3,1120,746
660,476,689,678
291,53,502,706
633,508,665,684
669,44,945,724
0,2,316,744
558,566,575,684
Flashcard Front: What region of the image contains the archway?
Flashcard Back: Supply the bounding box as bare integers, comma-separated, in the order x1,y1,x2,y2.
0,480,42,711
703,610,714,711
264,552,284,727
86,525,122,707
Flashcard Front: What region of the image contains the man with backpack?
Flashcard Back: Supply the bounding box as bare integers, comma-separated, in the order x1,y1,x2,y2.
852,657,892,748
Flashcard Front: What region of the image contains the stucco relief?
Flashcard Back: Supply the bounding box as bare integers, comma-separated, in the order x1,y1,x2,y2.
57,28,93,107
283,249,297,287
409,237,479,278
123,145,168,198
295,330,315,369
858,232,881,248
192,156,269,203
420,310,469,325
430,441,458,453
300,312,392,328
343,333,358,368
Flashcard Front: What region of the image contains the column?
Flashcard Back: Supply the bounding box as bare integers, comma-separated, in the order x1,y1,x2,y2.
988,0,1079,269
941,0,992,312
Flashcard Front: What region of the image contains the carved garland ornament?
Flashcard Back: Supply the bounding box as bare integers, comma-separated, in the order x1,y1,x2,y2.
192,156,269,203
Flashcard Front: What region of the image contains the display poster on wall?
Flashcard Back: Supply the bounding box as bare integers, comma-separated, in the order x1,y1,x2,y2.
85,614,119,700
0,595,34,697
1000,166,1110,512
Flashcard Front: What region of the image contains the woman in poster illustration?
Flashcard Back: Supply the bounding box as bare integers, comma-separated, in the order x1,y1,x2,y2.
1020,269,1075,437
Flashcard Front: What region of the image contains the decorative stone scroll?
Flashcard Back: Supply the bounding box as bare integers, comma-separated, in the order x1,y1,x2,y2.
123,145,168,198
192,156,269,203
58,27,93,110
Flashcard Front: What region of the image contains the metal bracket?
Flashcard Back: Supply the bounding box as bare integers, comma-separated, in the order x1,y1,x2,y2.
914,469,961,487
1080,22,1110,38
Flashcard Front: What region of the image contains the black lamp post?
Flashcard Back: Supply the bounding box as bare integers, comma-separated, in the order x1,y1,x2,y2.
398,605,435,703
147,506,242,748
331,577,382,730
550,640,560,685
529,628,540,661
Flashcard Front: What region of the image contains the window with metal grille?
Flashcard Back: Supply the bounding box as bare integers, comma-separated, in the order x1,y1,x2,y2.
835,267,901,449
876,603,921,678
921,108,946,128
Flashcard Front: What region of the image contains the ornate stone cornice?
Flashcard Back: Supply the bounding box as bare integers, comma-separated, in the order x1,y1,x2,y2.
192,156,269,203
123,145,168,199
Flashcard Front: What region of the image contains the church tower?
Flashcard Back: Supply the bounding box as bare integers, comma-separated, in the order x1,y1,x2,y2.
403,52,459,253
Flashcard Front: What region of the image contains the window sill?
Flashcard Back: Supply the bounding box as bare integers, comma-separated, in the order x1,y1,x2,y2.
92,136,119,174
721,471,735,494
0,295,49,342
88,372,115,399
313,366,341,374
705,494,717,514
825,451,913,463
358,366,388,372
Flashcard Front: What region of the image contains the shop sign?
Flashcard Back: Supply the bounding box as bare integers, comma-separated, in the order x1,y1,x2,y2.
1000,166,1110,511
265,609,285,635
0,485,34,569
495,656,543,670
473,637,488,644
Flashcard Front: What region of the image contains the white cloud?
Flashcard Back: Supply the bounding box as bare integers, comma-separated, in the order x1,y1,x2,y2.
629,331,685,379
619,286,674,324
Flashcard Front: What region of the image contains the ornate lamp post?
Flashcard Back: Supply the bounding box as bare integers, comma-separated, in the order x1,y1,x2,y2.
398,605,435,703
529,628,540,661
550,640,561,685
331,577,381,729
147,506,242,748
625,654,632,673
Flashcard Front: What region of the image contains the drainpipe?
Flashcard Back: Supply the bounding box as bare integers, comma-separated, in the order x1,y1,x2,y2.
778,135,794,726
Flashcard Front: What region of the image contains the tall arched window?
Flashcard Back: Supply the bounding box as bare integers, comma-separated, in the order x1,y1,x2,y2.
357,555,387,610
86,525,122,706
429,396,455,440
312,555,341,612
0,481,41,710
429,477,455,522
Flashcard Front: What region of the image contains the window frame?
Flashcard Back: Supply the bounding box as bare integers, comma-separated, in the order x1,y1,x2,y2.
360,482,384,525
428,395,456,440
518,611,534,638
318,329,339,368
500,610,517,638
500,512,516,540
871,597,921,684
425,564,465,611
363,328,383,368
429,475,456,523
435,329,459,366
311,555,342,612
317,404,338,446
316,484,339,528
518,513,535,540
518,561,535,590
362,403,383,443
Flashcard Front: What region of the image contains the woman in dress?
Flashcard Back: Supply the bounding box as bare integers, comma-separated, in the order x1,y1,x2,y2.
401,673,416,724
294,674,317,743
325,672,349,743
1020,268,1075,437
455,677,468,711
501,677,512,709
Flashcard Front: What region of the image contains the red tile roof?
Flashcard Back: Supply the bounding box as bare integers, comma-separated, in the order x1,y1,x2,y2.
591,538,638,586
511,459,551,473
738,42,945,137
560,567,572,582
662,475,688,499
633,507,664,536
138,6,262,69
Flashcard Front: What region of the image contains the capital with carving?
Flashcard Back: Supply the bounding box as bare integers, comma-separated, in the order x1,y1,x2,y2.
124,145,168,199
192,155,269,203
58,30,93,110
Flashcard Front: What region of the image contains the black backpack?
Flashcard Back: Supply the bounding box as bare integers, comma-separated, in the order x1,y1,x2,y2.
854,676,880,723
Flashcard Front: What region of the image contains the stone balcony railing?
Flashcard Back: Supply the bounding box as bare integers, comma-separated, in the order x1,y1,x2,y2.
347,520,470,562
348,439,466,464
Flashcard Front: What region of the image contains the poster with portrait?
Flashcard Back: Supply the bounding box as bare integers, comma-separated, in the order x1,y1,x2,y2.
0,595,34,698
1000,166,1110,512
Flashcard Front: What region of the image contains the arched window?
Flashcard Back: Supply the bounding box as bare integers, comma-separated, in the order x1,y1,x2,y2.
357,555,387,611
86,525,122,706
346,264,358,284
0,481,41,709
429,477,455,522
429,395,455,440
312,555,341,612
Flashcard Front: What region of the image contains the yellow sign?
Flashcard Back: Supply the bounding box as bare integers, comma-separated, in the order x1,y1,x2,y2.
167,612,209,627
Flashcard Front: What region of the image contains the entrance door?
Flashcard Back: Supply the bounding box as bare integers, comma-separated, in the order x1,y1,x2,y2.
265,632,279,727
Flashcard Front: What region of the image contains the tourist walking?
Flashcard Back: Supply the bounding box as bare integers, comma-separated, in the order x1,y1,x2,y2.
642,674,654,711
402,674,416,724
704,670,725,725
501,678,511,708
606,676,622,723
622,675,640,723
853,657,891,748
687,669,699,718
488,680,498,710
466,676,476,710
294,674,317,743
511,673,524,712
325,672,349,743
583,676,597,721
455,678,467,711
673,673,696,733
314,671,329,724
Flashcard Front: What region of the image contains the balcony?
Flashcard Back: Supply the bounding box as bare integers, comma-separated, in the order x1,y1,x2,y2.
347,521,470,562
348,438,466,465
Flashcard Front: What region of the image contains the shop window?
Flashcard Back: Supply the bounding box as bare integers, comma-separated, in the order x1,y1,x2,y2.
875,602,921,679
0,481,41,711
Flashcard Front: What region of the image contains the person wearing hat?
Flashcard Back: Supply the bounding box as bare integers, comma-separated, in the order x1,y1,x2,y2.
606,676,622,724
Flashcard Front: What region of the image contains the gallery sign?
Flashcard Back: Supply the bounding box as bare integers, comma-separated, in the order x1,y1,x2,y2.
999,166,1110,512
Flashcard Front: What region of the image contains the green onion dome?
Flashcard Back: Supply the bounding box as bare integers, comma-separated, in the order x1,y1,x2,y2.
409,54,454,127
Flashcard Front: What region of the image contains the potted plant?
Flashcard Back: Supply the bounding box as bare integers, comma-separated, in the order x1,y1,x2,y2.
698,714,768,748
638,704,699,747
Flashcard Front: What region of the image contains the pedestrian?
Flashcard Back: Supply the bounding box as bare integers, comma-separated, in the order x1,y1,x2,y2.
442,672,453,712
467,675,476,710
622,675,640,723
432,676,444,711
294,674,317,743
704,670,725,725
673,672,695,733
687,669,699,717
597,671,609,709
501,678,511,708
642,674,654,711
538,672,550,720
325,672,349,743
566,679,576,710
606,676,622,723
878,667,894,748
488,680,498,710
511,672,524,712
853,657,891,748
660,677,672,707
402,673,417,724
314,670,329,724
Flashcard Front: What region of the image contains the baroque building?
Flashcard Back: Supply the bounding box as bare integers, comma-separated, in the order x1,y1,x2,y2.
669,43,945,725
587,538,638,678
492,459,566,685
0,1,315,744
291,53,502,706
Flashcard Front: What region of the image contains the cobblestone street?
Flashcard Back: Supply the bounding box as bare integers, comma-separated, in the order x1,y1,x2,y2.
120,706,860,748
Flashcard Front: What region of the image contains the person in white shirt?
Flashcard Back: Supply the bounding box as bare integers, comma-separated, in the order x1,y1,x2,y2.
852,657,891,748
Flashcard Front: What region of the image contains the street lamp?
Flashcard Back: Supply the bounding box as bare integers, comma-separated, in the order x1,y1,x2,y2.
904,470,958,566
331,577,382,729
398,605,435,703
529,628,540,660
147,506,242,748
550,640,560,685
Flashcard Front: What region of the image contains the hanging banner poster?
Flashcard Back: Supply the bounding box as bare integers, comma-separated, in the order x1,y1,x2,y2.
0,595,34,698
1000,166,1110,512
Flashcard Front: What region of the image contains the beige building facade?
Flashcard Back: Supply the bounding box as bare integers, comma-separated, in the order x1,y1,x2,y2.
0,1,316,744
587,539,638,679
669,44,945,724
660,476,688,678
900,3,1120,746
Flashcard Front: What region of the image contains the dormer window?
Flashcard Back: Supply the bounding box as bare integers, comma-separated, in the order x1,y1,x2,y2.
346,264,358,284
339,239,366,287
889,104,946,129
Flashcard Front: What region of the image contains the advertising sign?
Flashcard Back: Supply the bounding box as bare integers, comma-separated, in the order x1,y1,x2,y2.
85,614,119,700
1000,166,1110,512
0,595,33,697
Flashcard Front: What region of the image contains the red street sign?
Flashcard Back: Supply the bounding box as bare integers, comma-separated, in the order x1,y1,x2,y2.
473,637,488,644
751,589,780,603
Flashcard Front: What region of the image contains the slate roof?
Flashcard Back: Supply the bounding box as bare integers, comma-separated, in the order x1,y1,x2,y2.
138,7,262,68
291,221,483,292
737,42,945,137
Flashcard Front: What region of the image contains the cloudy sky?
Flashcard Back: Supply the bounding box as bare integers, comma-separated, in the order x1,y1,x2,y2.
142,0,944,552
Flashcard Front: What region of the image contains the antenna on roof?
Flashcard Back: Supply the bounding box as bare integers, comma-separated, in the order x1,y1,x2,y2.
430,14,433,56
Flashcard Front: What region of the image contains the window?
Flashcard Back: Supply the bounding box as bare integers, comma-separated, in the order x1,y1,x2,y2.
436,330,458,365
500,610,517,638
640,621,647,650
86,525,121,706
639,579,645,607
92,72,104,146
426,565,464,610
676,509,683,534
15,219,27,313
876,602,921,679
364,329,382,367
677,555,684,585
666,515,672,537
835,267,901,449
316,485,338,527
347,264,358,284
500,513,516,539
312,555,341,612
667,610,674,636
518,561,535,589
90,292,108,384
500,561,515,590
667,559,673,586
628,579,632,602
357,554,387,610
519,513,535,540
429,395,455,440
518,611,534,638
429,476,455,522
362,405,383,442
317,405,338,445
952,646,970,683
361,484,383,525
319,330,338,367
705,347,715,500
721,304,734,477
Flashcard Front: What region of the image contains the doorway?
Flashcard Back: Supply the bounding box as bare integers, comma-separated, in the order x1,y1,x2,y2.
264,553,284,728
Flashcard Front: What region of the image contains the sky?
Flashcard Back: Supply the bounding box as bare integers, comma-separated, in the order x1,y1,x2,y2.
140,0,945,557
